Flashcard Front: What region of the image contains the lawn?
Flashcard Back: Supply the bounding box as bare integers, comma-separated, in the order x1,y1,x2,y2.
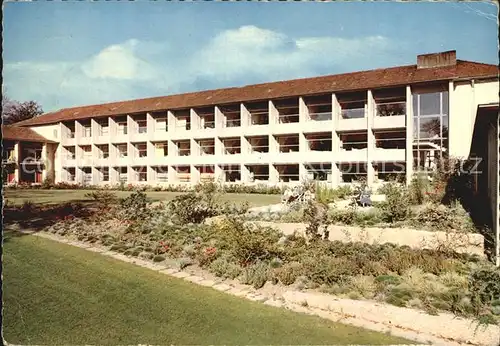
3,189,281,207
3,233,412,345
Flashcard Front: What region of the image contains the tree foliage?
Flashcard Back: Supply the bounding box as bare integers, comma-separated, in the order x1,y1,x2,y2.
2,95,43,125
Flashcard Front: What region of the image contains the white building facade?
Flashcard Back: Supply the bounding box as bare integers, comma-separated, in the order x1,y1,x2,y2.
17,51,499,189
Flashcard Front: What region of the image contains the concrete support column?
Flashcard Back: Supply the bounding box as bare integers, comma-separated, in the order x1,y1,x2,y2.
405,85,414,185
109,117,117,137
191,138,199,156
91,166,99,185
127,165,135,183
191,164,200,184
168,165,177,184
127,115,134,141
331,162,341,187
146,112,154,140
168,140,176,157
147,166,155,184
215,137,223,156
241,164,250,183
241,136,250,155
299,97,309,123
269,100,278,126
269,135,278,153
241,104,250,128
366,90,375,187
215,107,224,129
14,141,20,182
190,109,200,131
299,132,307,152
91,118,99,141
167,111,175,133
215,164,224,184
269,164,279,184
76,167,84,185
75,120,82,145
332,94,341,161
299,163,308,182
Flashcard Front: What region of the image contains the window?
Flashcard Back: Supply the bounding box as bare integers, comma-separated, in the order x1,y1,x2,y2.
339,163,367,183
375,131,406,149
137,120,147,133
100,122,109,136
155,118,167,132
305,163,332,181
135,168,147,182
306,133,332,151
155,166,168,182
53,129,58,138
82,168,92,184
66,168,76,182
101,167,109,182
341,102,365,119
117,122,128,135
66,147,76,160
98,145,109,159
135,143,147,157
67,127,75,138
276,135,299,153
375,162,406,182
82,146,92,158
83,126,91,137
155,142,168,157
412,91,449,171
117,144,127,158
118,167,127,182
376,102,406,117
340,132,368,150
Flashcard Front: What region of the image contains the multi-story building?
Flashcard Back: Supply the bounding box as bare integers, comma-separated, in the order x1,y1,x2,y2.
2,125,57,184
7,50,498,189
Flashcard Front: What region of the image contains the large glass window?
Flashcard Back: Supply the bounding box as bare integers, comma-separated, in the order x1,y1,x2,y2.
412,91,449,171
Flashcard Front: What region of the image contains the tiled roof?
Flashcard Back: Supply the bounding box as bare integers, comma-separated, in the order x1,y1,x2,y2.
2,125,55,143
17,59,498,127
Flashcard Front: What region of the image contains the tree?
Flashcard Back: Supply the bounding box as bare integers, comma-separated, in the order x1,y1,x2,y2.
2,95,43,125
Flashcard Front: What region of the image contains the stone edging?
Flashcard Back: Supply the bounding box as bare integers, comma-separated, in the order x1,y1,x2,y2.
27,231,500,346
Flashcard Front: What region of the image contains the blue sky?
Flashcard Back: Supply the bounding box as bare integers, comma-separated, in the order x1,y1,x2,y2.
3,1,498,112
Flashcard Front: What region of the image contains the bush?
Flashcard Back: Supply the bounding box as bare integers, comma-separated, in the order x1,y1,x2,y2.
169,193,218,224
469,266,500,314
377,183,411,223
329,208,356,225
275,261,303,285
212,217,282,265
303,200,330,240
412,202,475,232
119,191,151,221
209,255,242,279
408,173,430,205
240,261,270,289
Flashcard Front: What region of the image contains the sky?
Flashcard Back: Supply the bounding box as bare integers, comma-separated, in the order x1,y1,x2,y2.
3,1,498,113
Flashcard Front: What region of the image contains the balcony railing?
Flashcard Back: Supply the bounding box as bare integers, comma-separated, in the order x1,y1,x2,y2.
376,102,406,117
224,119,241,128
309,112,332,121
341,108,365,119
138,126,147,134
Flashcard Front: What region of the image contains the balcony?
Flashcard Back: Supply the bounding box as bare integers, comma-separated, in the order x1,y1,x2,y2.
373,102,406,129
373,148,406,162
338,109,367,131
337,148,368,163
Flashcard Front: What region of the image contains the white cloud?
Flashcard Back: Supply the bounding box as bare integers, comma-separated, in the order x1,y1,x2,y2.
82,39,157,80
3,26,398,111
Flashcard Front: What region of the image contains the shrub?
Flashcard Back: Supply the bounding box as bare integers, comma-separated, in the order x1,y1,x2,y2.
153,255,166,262
209,255,242,279
169,193,218,224
302,255,360,285
240,261,270,289
212,217,282,265
275,261,304,285
377,183,411,223
303,200,330,240
408,173,430,205
315,184,337,204
21,200,35,213
329,208,356,225
412,201,475,233
469,266,500,314
119,191,151,221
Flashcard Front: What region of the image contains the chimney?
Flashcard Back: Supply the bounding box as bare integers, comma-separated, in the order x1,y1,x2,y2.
417,50,457,69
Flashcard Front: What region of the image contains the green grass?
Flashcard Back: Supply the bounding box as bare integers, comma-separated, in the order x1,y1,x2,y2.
3,233,413,345
4,189,280,207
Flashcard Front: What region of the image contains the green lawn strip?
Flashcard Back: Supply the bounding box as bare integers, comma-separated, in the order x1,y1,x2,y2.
4,189,280,207
3,235,413,345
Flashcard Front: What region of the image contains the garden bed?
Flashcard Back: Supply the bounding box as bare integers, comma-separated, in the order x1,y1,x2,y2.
232,220,486,256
